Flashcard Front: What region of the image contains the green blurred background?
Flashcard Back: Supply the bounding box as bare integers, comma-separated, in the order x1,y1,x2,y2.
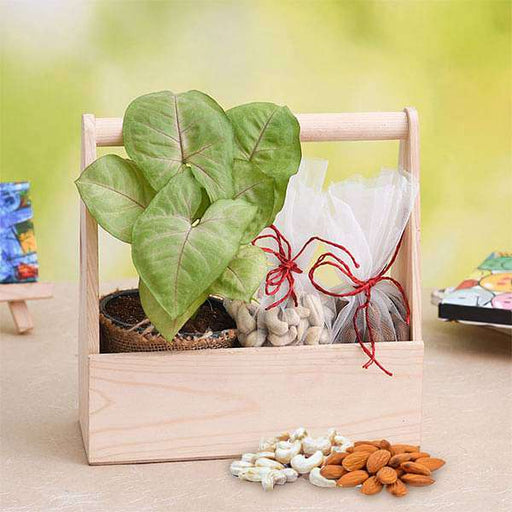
1,0,510,287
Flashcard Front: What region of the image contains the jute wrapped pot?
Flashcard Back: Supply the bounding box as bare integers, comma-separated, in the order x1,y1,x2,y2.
99,289,237,352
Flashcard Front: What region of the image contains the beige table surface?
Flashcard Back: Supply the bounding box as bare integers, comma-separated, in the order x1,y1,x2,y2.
1,282,511,512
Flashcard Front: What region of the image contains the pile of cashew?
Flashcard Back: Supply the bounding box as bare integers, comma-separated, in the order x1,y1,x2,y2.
229,427,353,491
225,293,335,347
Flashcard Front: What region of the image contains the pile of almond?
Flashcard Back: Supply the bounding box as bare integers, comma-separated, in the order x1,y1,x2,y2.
320,439,445,497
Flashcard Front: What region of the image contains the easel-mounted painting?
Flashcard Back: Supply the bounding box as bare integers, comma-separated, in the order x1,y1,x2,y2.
0,182,39,283
0,182,52,333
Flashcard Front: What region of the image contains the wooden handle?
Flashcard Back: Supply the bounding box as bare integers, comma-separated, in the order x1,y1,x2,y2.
94,111,409,147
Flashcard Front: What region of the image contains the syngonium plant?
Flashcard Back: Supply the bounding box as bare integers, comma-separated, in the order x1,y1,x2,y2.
76,90,301,341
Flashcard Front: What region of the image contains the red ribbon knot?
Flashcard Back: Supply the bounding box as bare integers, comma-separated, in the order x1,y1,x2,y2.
309,236,411,377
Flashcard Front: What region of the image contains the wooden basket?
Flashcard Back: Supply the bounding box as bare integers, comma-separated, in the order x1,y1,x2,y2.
79,109,423,465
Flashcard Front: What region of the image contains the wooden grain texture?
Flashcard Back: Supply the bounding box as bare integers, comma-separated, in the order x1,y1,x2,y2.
87,342,424,464
79,114,99,455
94,112,408,147
7,301,33,333
0,282,53,302
392,107,422,342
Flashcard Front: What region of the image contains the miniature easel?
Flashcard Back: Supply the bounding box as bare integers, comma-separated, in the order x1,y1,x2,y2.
0,282,53,333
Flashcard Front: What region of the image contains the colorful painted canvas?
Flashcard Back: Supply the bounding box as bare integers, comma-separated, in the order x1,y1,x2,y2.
0,182,39,284
439,251,512,326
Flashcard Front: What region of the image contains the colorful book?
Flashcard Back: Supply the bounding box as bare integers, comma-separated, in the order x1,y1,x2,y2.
0,182,39,284
438,251,512,326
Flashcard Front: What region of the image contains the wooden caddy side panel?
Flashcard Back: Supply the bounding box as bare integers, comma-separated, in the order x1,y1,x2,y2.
88,343,423,464
79,110,423,464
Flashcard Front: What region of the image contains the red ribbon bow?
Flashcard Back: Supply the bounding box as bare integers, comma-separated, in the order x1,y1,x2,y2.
252,225,358,309
309,237,410,376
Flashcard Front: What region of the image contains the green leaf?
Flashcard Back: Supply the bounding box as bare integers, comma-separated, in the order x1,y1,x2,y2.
210,245,267,302
232,160,275,242
75,155,155,243
139,280,208,341
271,177,290,220
123,90,235,201
132,169,256,319
227,102,301,181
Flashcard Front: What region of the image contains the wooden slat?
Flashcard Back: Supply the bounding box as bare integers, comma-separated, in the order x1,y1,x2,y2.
79,114,99,456
88,342,424,464
0,282,53,302
94,112,409,147
392,107,422,342
7,301,33,333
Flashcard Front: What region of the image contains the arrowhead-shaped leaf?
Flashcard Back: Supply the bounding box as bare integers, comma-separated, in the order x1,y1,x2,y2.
123,90,235,200
75,155,155,243
227,102,301,181
139,279,208,341
210,245,268,302
232,160,275,243
132,169,256,319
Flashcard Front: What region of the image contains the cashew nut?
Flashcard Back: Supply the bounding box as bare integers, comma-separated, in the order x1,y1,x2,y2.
304,294,325,327
254,451,276,460
302,436,332,456
309,467,337,488
268,326,297,346
281,308,300,326
289,427,308,441
282,467,299,482
290,450,324,474
241,453,258,464
275,440,302,464
297,318,309,341
319,328,331,345
265,308,289,336
224,299,242,319
237,304,256,334
230,460,254,476
261,469,287,491
239,330,266,347
304,326,322,345
295,305,311,318
238,466,271,482
255,457,285,470
258,438,277,451
328,430,352,452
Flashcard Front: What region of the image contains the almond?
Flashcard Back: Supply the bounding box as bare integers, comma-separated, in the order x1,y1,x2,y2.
337,470,369,487
366,449,391,474
415,457,446,471
376,466,397,484
360,476,383,495
354,440,380,447
320,465,346,479
387,479,408,497
388,453,413,468
409,451,430,461
390,444,419,456
395,467,405,478
401,474,435,487
323,452,347,466
346,446,354,453
379,439,391,451
342,451,370,471
401,461,431,476
353,444,379,453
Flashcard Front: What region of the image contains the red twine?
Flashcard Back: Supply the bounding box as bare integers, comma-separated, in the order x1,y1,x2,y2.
308,236,410,376
252,225,411,377
252,225,357,310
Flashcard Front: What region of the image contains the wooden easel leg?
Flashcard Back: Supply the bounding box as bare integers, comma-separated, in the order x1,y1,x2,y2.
7,300,33,333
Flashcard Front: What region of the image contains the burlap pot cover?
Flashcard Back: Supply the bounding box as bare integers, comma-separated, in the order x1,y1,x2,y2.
99,289,237,353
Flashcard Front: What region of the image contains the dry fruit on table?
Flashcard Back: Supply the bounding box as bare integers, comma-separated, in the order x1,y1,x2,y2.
229,428,446,497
